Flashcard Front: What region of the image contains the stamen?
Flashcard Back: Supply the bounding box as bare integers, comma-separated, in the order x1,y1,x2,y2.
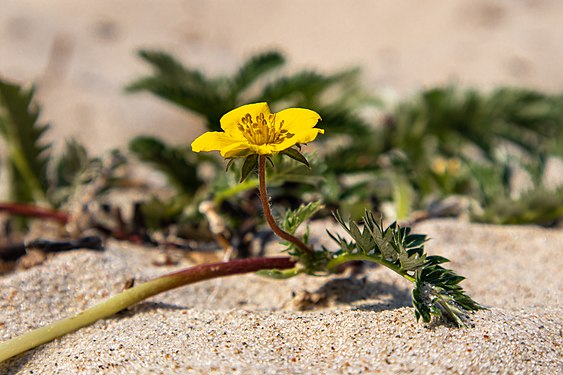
236,111,295,146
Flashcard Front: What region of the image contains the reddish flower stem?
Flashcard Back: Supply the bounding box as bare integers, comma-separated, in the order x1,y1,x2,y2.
258,155,314,256
162,256,296,282
0,202,69,223
0,256,296,362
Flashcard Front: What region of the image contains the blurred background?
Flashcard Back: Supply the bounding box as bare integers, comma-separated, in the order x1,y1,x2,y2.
2,0,563,153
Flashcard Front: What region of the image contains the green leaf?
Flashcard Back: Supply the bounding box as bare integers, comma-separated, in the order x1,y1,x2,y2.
139,196,188,230
129,136,203,195
398,252,426,272
5,160,33,204
425,255,450,265
367,221,396,260
126,50,226,131
258,69,358,106
240,154,258,182
0,78,51,204
282,201,324,235
225,158,235,172
55,139,89,188
280,147,310,168
413,265,483,327
329,211,483,326
231,51,285,93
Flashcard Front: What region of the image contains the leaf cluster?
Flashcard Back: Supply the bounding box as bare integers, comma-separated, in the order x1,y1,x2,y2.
327,211,482,326
387,86,562,160
469,156,563,225
0,80,50,204
413,257,482,327
281,201,324,236
129,136,204,196
127,51,563,225
0,79,97,209
127,50,373,135
384,86,563,200
124,49,375,233
274,200,329,272
5,49,562,244
332,211,427,271
322,85,563,223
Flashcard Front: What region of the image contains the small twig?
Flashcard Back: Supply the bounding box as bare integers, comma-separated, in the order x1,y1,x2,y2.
0,236,104,262
0,203,69,223
0,243,26,262
0,202,152,247
27,236,104,253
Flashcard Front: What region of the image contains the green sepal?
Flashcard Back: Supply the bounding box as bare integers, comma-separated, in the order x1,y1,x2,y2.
256,267,302,279
225,158,235,172
240,154,258,182
280,147,310,168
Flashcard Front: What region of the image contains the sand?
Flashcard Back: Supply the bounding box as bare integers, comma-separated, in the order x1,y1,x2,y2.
0,219,562,374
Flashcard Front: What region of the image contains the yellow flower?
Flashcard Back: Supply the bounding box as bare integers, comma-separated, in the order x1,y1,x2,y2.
432,157,461,175
191,102,323,158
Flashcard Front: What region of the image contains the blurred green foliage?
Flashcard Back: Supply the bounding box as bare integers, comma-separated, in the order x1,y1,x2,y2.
127,50,375,135
0,80,51,204
0,79,99,209
1,49,562,242
125,49,380,237
126,50,563,228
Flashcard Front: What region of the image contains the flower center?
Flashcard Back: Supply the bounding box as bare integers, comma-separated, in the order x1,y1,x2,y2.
237,112,294,145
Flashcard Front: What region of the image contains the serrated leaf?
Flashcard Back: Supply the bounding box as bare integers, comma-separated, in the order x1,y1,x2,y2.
55,139,89,188
280,147,310,168
425,255,450,265
0,78,51,204
414,265,483,327
326,230,356,253
126,50,226,131
240,154,258,182
405,234,427,248
231,51,285,93
374,228,397,261
330,210,482,326
441,274,466,285
398,252,426,271
258,69,356,105
129,136,202,195
282,201,323,235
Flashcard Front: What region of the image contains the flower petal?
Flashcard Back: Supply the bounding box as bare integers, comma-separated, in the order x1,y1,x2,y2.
276,108,322,134
220,141,252,158
274,128,325,151
220,102,272,134
273,108,323,151
191,132,238,153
